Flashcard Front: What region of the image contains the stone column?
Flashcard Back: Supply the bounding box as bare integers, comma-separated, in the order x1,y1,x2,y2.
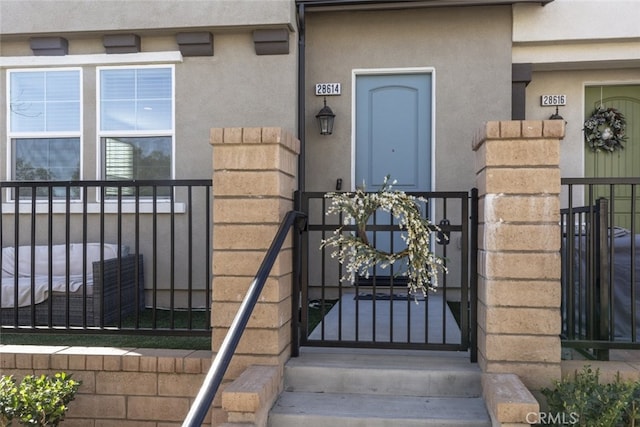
473,120,564,391
210,127,299,425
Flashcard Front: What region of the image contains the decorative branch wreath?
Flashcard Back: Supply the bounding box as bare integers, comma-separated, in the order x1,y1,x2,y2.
321,176,446,297
583,106,627,153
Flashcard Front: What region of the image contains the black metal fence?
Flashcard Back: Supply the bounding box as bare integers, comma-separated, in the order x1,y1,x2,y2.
294,190,477,356
561,178,640,358
0,179,212,335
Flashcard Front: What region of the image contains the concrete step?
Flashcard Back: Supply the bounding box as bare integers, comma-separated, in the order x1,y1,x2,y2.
269,392,491,427
267,349,491,427
283,349,483,397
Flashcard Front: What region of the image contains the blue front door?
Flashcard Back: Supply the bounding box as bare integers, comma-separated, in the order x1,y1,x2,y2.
355,73,432,191
354,72,433,281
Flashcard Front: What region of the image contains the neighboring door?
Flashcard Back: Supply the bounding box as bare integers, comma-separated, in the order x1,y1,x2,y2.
584,85,640,228
354,72,433,283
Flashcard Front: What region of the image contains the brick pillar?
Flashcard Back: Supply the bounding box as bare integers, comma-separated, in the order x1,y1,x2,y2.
472,120,564,391
210,127,299,425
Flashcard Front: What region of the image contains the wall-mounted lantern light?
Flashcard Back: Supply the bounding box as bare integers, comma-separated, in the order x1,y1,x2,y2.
316,97,335,135
549,106,564,120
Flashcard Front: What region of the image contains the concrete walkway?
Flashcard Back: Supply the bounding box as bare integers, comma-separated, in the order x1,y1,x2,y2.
308,292,462,345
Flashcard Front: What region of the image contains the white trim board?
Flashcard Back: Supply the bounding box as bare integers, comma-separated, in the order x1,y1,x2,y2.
0,52,183,68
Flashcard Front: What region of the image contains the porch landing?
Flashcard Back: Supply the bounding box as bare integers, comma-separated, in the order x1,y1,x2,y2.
308,292,461,344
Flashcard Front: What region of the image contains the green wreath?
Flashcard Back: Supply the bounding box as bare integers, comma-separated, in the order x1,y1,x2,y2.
583,106,627,153
320,176,446,297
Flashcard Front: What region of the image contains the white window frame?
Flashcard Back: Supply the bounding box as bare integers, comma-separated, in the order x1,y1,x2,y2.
96,64,176,185
5,67,84,200
1,53,184,213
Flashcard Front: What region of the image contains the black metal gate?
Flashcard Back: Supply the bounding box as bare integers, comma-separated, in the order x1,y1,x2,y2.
560,178,640,360
292,189,478,359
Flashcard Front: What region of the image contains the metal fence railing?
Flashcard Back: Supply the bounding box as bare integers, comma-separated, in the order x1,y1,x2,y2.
0,179,212,335
294,189,478,358
561,178,640,358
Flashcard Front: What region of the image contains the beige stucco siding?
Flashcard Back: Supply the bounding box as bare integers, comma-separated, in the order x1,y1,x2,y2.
525,69,640,178
514,0,639,180
0,0,295,36
303,6,513,192
0,3,298,308
512,0,640,71
0,35,297,180
192,32,298,134
513,1,640,43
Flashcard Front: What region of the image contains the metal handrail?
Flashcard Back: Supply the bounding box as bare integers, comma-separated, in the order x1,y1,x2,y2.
182,210,307,427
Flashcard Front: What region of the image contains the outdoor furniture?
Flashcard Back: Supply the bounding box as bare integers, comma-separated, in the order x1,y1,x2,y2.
1,243,144,326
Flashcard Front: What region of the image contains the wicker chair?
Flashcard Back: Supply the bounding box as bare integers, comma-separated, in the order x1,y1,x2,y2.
1,254,144,327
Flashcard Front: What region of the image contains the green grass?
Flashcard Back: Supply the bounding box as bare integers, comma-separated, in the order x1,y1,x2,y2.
0,332,211,350
0,309,211,350
307,299,338,331
120,308,210,330
1,301,361,349
447,300,462,328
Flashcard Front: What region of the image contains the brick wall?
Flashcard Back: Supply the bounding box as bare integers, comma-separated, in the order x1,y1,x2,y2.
210,127,300,425
0,345,212,426
473,120,565,391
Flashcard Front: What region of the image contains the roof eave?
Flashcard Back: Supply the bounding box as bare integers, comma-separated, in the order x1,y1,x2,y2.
296,0,554,10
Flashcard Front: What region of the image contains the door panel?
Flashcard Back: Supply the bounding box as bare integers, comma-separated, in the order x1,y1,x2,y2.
585,85,640,228
355,73,431,191
585,85,640,178
354,73,432,282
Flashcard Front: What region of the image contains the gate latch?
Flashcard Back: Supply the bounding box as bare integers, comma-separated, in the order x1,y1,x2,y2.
436,219,450,245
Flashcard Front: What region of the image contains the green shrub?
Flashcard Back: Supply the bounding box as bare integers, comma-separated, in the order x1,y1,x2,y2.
541,365,640,427
0,373,81,427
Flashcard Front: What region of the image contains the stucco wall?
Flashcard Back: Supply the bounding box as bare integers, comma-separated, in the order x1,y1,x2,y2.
525,69,640,178
0,0,295,36
0,0,298,179
512,0,640,71
0,34,297,181
303,5,513,193
0,4,298,308
514,0,639,185
513,0,640,43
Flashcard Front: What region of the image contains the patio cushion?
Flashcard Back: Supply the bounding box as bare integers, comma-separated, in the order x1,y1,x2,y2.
1,243,128,277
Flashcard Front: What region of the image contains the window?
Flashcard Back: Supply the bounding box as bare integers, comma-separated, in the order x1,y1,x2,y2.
6,65,175,202
98,66,174,186
7,69,81,197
